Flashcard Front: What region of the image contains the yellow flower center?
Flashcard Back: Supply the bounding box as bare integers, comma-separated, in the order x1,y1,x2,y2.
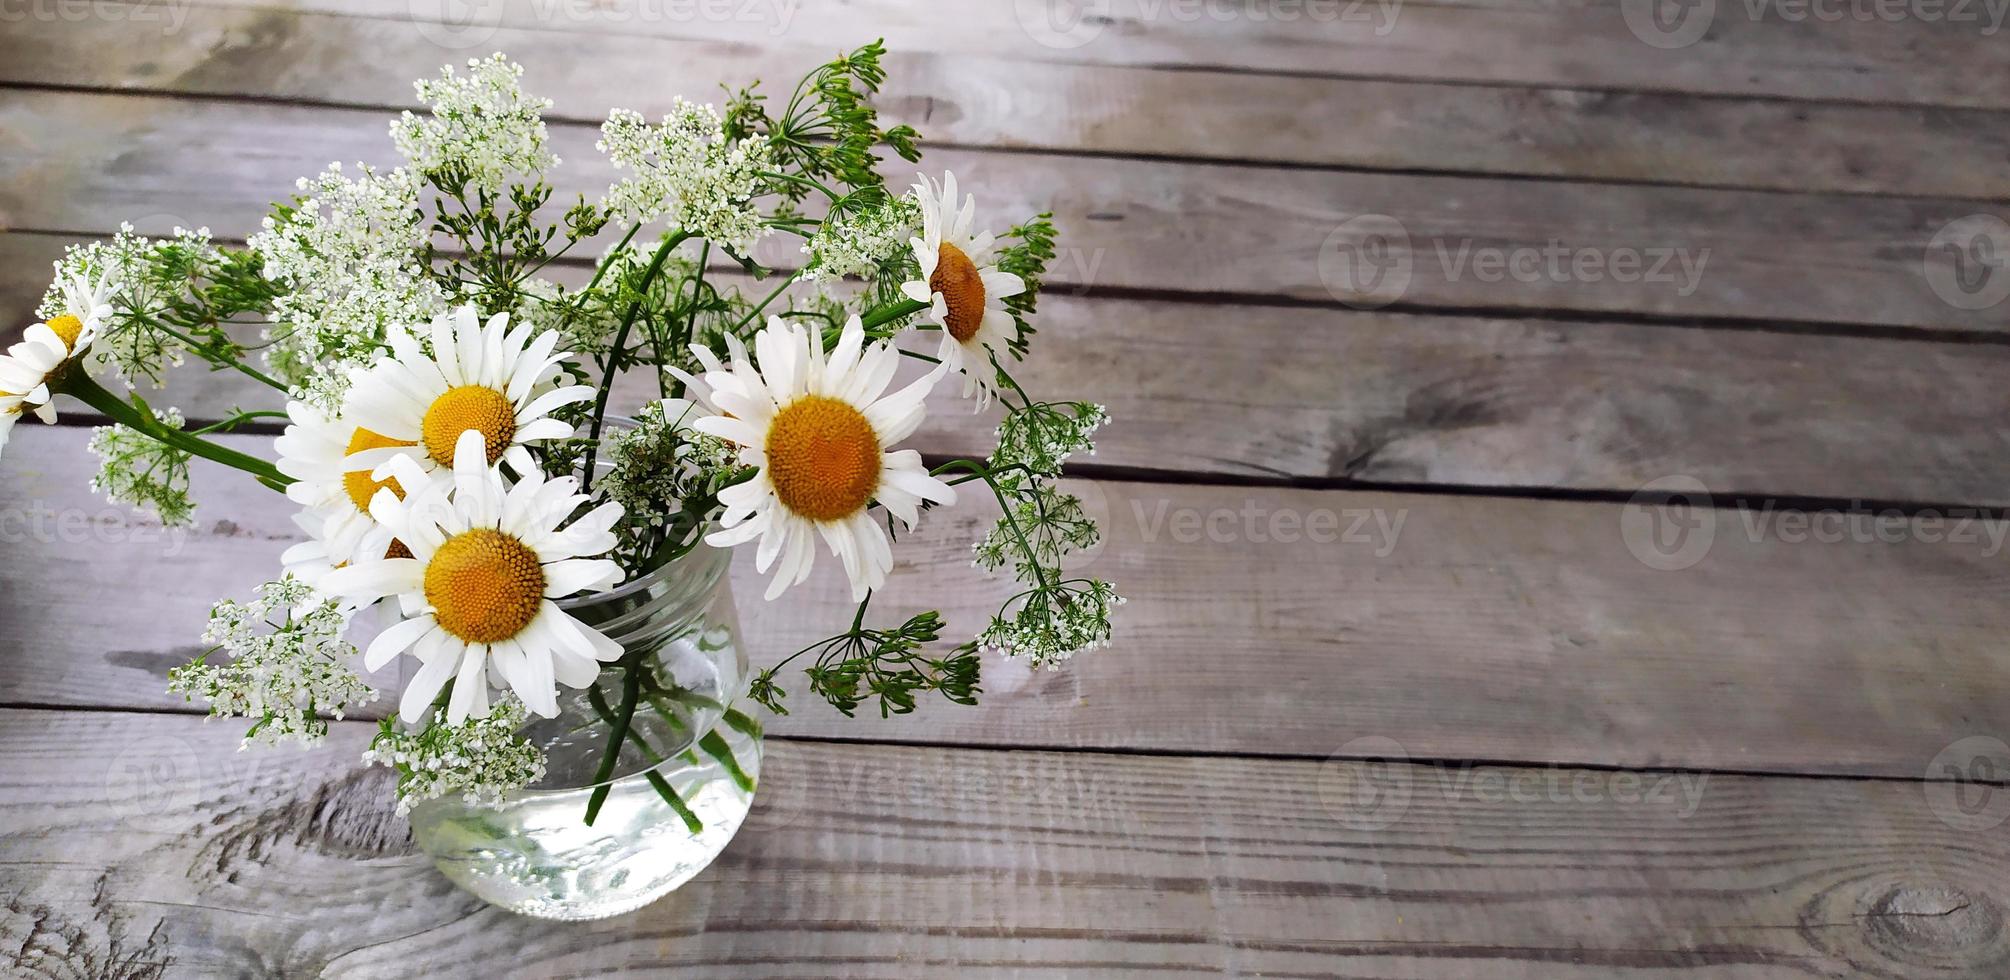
930,242,986,343
424,528,546,645
45,314,84,352
764,395,881,522
342,427,416,514
422,385,516,467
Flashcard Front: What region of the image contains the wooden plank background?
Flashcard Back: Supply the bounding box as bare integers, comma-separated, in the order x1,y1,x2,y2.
3,2,2008,978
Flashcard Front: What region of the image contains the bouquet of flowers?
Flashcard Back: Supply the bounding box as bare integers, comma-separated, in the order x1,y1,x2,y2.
1,44,1117,824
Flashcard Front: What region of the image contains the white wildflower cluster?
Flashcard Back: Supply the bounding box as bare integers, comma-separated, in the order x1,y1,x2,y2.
992,401,1109,476
250,162,444,403
599,100,771,252
799,195,921,282
393,53,557,188
971,400,1118,666
979,579,1123,668
170,576,377,748
39,223,214,384
87,406,195,528
290,369,358,416
363,696,547,813
599,399,736,569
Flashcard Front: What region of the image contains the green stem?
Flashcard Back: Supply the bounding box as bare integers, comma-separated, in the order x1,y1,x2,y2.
551,224,642,344
582,229,690,491
64,374,292,491
587,684,703,833
937,461,1035,487
698,730,754,793
859,298,927,332
189,410,290,436
931,459,1052,592
664,241,711,397
726,277,797,336
143,316,289,392
583,654,645,826
758,170,841,202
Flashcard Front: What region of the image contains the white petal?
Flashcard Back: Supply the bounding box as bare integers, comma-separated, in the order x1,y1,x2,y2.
398,637,460,725
513,417,573,444
692,414,764,446
981,268,1026,298
451,430,500,526
446,643,489,724
516,385,595,426
365,616,437,672
543,558,623,598
508,331,563,403
321,559,424,602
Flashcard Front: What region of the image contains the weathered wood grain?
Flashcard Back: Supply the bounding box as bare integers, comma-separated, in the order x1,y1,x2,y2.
3,708,2006,978
9,5,2010,197
13,229,2010,506
3,89,2002,332
4,424,2007,779
187,0,2010,110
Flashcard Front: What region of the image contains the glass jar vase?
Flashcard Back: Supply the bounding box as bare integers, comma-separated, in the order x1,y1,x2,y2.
406,542,760,920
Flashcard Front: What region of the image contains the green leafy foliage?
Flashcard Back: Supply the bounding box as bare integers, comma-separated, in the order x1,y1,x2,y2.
752,608,980,718
725,40,922,204
990,213,1059,358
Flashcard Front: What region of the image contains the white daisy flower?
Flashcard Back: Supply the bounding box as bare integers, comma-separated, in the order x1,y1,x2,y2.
322,430,627,725
898,172,1025,408
686,316,956,601
274,395,429,579
341,304,594,483
0,270,115,457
